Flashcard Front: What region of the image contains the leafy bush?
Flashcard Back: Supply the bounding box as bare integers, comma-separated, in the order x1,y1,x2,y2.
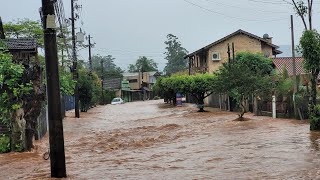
154,73,216,111
78,69,103,111
78,69,94,112
101,89,116,104
310,105,320,131
60,71,76,96
90,72,102,106
0,134,10,153
0,44,32,125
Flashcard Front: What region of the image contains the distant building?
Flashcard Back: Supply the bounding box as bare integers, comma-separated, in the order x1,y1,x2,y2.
121,71,161,102
122,71,161,90
3,38,38,62
103,78,122,97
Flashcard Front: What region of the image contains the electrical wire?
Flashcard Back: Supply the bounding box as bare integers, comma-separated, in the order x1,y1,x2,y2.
201,0,293,14
182,0,288,22
54,0,72,60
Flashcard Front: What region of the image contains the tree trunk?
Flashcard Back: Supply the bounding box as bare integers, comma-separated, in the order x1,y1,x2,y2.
198,97,205,112
11,108,25,152
238,96,246,119
310,73,317,112
253,96,258,115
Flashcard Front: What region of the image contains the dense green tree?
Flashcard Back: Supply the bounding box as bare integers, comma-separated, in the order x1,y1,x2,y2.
59,71,76,96
57,27,72,69
185,74,217,112
214,52,273,118
300,30,320,130
163,34,188,75
291,0,313,30
77,68,103,111
92,55,123,79
154,73,217,112
0,44,34,152
128,56,158,73
4,19,43,48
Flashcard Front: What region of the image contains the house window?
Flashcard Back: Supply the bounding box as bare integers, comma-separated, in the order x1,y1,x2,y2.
129,79,138,83
197,57,199,67
212,52,221,61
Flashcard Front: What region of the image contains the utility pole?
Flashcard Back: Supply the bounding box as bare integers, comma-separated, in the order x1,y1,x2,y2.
291,15,298,119
0,17,5,39
71,0,80,118
101,60,104,104
41,0,66,177
88,34,93,73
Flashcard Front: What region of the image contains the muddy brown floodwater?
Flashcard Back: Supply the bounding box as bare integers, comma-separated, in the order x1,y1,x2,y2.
1,100,320,179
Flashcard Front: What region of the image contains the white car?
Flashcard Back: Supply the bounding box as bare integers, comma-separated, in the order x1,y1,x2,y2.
111,98,124,105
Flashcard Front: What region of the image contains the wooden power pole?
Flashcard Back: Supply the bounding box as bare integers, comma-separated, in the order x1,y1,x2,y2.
101,60,104,104
88,34,93,72
0,17,5,39
41,0,67,177
71,0,80,118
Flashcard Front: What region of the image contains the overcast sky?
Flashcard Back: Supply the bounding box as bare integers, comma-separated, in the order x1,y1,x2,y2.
2,0,320,71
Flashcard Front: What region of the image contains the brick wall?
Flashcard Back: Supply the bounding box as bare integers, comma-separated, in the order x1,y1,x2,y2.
207,34,267,73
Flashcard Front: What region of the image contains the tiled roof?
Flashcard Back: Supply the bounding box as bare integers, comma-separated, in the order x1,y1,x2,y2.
2,38,37,50
272,57,305,76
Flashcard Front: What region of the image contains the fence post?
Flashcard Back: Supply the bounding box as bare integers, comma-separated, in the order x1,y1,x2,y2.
272,95,276,119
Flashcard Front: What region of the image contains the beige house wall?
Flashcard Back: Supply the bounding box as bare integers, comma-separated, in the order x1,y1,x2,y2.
126,75,140,90
206,34,269,74
140,72,150,86
261,43,273,58
124,72,151,90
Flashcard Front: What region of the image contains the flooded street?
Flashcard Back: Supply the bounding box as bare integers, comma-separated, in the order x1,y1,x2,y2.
1,100,320,179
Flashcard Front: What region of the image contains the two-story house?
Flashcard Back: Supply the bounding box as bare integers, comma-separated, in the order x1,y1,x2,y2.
184,29,282,109
185,29,282,75
121,71,161,102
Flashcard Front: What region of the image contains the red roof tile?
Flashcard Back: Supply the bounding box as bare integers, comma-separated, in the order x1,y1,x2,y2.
272,57,305,76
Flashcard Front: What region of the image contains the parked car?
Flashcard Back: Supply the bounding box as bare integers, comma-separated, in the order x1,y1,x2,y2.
111,97,124,105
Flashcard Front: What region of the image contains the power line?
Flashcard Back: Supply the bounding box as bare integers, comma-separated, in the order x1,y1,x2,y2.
182,0,287,22
201,0,293,14
94,47,165,55
247,0,289,4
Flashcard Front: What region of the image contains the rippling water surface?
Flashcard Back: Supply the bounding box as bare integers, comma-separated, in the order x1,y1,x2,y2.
1,100,320,179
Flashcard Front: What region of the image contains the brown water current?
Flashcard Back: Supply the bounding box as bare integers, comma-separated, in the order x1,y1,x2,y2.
1,100,320,179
